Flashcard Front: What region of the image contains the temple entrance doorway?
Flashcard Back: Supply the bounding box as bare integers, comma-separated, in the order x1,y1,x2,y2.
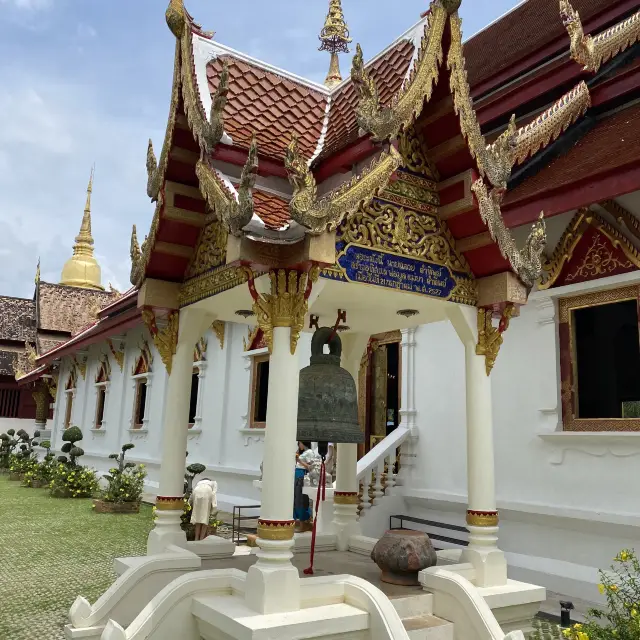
358,331,401,459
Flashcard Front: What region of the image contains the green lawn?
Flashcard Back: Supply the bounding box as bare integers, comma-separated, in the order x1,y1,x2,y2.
0,476,154,639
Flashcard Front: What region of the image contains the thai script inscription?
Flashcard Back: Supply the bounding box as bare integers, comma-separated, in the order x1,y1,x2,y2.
338,245,456,299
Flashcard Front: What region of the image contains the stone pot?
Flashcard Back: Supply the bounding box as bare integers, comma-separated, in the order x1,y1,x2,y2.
93,499,141,514
371,529,437,586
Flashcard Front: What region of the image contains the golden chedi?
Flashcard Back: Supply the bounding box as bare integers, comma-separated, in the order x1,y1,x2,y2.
60,168,104,291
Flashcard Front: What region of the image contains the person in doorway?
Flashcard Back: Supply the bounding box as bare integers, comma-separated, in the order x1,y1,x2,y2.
190,478,218,541
294,441,314,532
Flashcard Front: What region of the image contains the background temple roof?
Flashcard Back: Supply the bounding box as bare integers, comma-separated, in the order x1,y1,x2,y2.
0,296,35,344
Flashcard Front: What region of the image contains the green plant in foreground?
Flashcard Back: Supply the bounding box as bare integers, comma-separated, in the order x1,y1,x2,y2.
184,462,206,498
101,444,146,503
57,427,85,467
50,463,99,498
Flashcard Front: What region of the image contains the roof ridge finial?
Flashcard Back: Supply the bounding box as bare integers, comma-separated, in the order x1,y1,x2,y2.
74,165,95,252
319,0,352,88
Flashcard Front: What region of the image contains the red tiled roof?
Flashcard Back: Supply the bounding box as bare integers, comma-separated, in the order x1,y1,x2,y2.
207,56,328,161
253,190,290,230
465,0,610,92
320,40,416,160
505,103,640,205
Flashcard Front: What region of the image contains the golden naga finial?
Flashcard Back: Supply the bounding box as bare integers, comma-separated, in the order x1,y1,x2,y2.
146,139,160,201
195,136,259,237
559,0,640,72
319,0,352,87
284,133,403,235
484,114,518,190
203,61,229,155
130,224,142,286
441,0,462,14
166,0,186,39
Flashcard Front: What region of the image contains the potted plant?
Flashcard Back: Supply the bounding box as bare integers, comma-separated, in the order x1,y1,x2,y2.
50,427,99,498
23,440,55,488
94,444,146,513
0,430,19,474
10,430,39,481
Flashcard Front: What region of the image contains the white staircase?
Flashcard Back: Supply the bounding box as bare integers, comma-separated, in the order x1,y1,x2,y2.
389,592,454,640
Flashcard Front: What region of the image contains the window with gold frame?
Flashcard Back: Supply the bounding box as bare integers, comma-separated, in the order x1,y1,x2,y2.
559,285,640,431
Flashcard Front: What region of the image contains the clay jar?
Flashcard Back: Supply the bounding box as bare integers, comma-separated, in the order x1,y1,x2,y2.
371,529,437,585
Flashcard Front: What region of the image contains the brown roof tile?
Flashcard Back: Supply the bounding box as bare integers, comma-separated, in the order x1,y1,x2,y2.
0,296,35,343
253,190,291,230
0,350,17,376
38,282,116,337
465,0,611,92
320,39,415,161
208,56,328,161
505,103,640,204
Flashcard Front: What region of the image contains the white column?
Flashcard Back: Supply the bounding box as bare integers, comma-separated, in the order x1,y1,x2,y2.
396,327,418,489
448,305,507,588
147,307,213,555
332,333,369,550
246,325,301,613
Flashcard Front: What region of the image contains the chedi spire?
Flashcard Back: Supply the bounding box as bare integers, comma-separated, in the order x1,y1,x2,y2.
319,0,352,88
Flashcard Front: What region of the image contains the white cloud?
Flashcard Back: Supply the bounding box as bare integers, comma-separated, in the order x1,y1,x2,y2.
1,0,52,10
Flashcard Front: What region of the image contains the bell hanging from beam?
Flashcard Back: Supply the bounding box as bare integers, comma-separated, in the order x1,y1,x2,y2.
297,326,363,458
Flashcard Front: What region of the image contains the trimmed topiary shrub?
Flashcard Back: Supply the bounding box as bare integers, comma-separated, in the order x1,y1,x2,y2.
95,444,146,511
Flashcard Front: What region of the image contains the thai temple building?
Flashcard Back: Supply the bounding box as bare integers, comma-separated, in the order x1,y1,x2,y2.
12,0,640,637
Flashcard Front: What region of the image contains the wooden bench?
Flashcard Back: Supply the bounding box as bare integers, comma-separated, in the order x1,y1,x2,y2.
389,514,469,550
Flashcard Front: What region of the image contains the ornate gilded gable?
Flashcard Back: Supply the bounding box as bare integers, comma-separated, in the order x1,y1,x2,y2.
540,209,640,289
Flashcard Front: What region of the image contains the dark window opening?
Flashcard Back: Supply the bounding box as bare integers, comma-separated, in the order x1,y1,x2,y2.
95,387,106,428
134,380,147,427
385,342,400,436
64,393,74,427
574,299,640,419
0,388,20,418
188,372,199,425
253,358,270,425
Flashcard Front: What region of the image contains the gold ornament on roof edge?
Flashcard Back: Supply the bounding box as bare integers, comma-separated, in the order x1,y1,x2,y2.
211,320,225,350
284,134,403,235
142,309,179,375
146,140,160,201
202,60,229,155
560,0,640,73
319,0,351,87
185,214,228,278
60,167,105,291
471,179,546,290
165,0,186,39
107,339,125,372
351,5,446,142
196,135,258,237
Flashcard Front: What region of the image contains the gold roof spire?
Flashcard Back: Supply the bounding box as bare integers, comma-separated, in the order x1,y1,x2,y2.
60,166,104,291
319,0,351,88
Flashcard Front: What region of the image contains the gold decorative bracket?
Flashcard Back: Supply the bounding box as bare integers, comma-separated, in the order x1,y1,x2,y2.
560,1,640,72
142,309,179,375
476,304,515,376
211,320,225,349
247,267,320,355
74,355,87,380
107,339,125,371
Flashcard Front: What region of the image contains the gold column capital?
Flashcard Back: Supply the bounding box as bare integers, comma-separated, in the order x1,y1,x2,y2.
142,308,179,375
475,303,515,376
248,267,320,355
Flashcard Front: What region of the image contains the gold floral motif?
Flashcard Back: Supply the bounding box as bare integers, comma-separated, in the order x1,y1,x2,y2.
156,496,185,511
350,5,446,141
256,519,295,541
540,209,640,290
566,234,633,283
476,304,515,376
383,173,439,213
334,492,360,505
600,199,640,244
211,320,225,350
194,337,207,362
466,510,499,527
185,215,228,278
107,339,125,372
450,276,478,305
179,265,253,308
285,135,402,235
341,200,469,274
560,1,640,72
25,342,37,368
471,179,547,289
142,309,179,375
195,137,259,237
250,268,319,355
398,126,439,179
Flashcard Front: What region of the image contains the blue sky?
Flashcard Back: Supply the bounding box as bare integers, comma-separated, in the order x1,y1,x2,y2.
0,0,521,298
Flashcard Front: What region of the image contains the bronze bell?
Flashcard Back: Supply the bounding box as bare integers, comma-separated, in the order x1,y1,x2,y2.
297,327,364,449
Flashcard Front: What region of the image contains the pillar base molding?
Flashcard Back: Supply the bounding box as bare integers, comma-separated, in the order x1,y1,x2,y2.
147,511,186,555
466,510,499,527
245,538,300,614
462,525,507,587
332,503,361,552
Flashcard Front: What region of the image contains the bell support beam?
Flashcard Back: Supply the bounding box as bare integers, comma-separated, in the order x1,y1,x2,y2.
244,267,318,615
446,304,508,588
147,306,216,555
332,332,369,551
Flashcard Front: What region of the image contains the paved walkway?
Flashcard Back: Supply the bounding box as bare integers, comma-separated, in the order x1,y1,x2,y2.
0,476,153,640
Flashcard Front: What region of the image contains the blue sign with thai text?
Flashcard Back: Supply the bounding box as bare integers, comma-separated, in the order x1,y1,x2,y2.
337,244,458,299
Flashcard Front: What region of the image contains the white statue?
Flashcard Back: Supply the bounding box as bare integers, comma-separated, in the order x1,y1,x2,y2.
304,449,332,487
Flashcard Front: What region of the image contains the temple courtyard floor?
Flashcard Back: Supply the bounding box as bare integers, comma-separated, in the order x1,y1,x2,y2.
0,476,154,640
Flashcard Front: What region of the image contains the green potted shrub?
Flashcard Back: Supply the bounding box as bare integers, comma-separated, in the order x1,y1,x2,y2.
50,427,99,498
10,430,39,481
0,430,19,474
23,440,55,488
94,444,147,513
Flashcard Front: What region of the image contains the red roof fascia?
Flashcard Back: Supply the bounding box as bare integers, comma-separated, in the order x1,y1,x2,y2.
470,0,640,98
17,365,50,387
504,161,640,228
212,144,288,179
36,306,142,367
314,136,379,183
591,59,640,107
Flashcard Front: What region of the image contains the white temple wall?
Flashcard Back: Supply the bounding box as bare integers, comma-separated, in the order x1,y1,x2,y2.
0,417,37,437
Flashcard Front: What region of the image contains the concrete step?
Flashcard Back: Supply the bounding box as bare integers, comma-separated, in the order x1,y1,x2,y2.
389,593,434,618
402,615,455,640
